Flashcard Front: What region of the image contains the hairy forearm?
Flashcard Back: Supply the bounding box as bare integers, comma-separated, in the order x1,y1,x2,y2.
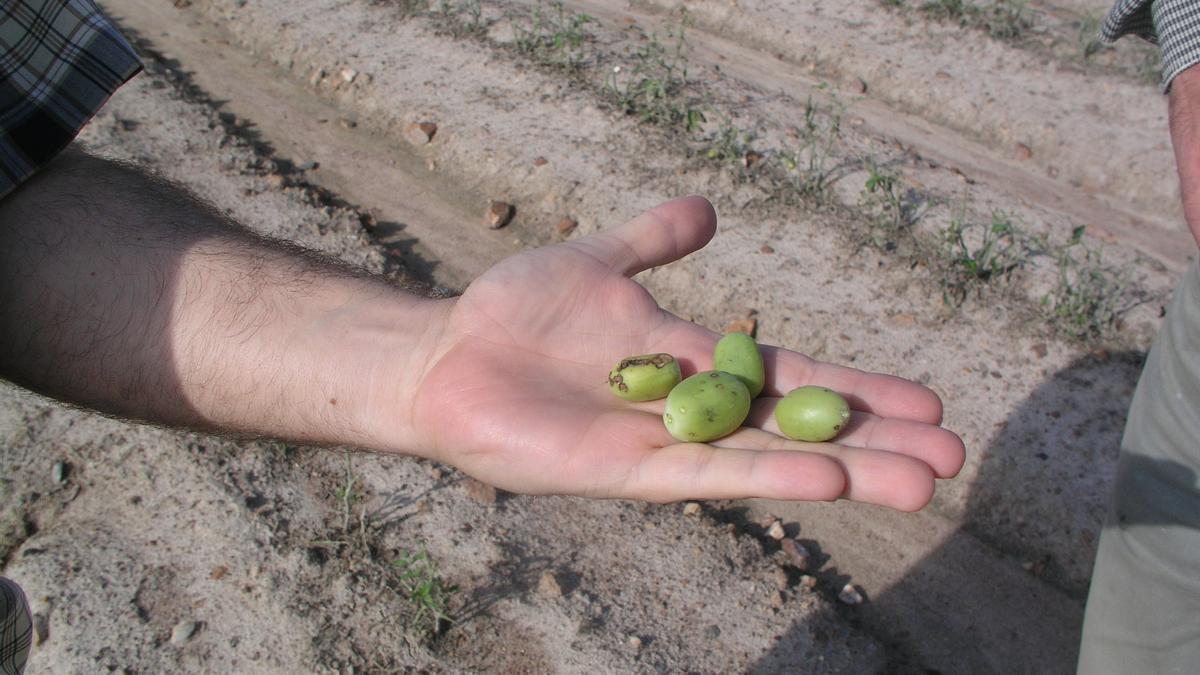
1169,67,1200,249
0,146,449,450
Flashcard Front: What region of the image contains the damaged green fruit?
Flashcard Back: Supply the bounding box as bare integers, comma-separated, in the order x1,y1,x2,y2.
713,332,765,398
775,386,851,442
663,371,752,443
608,353,682,402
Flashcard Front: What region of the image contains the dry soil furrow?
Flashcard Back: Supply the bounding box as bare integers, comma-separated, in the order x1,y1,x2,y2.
630,0,1187,253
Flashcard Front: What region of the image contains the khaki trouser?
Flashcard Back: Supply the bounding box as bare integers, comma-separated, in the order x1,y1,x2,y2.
1078,259,1200,673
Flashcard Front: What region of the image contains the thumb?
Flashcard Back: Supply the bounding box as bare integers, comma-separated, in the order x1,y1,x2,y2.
572,196,718,277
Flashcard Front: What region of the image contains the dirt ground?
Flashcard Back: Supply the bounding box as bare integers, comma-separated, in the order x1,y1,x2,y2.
1,0,1194,672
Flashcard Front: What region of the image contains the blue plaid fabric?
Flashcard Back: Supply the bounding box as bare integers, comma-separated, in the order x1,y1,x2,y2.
0,0,141,199
0,578,30,675
1102,0,1200,91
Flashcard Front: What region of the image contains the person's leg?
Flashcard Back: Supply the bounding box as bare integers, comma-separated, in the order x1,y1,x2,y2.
1078,260,1200,674
0,577,31,675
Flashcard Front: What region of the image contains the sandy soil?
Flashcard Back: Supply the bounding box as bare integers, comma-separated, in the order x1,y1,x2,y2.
1,0,1194,672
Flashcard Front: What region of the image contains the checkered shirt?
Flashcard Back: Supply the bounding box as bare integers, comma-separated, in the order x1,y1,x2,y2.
1103,0,1200,91
0,0,141,200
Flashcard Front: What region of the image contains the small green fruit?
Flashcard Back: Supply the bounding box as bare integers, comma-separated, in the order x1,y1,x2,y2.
775,386,851,442
663,371,752,443
713,332,765,398
608,353,682,402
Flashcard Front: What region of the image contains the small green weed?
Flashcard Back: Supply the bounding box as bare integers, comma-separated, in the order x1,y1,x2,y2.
333,450,361,534
920,0,1031,40
778,94,844,203
704,115,756,167
513,1,594,70
436,0,485,36
1077,14,1109,60
859,159,924,248
392,550,459,638
938,210,1031,305
1041,227,1134,342
605,17,706,134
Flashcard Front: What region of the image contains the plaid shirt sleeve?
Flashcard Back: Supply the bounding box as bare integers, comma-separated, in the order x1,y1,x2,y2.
1102,0,1200,91
0,0,141,200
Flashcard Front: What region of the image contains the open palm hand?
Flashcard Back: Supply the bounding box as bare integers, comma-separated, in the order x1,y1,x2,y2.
410,197,964,510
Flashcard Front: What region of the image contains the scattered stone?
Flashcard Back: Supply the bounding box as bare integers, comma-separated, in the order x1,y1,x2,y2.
771,566,790,591
799,574,817,591
769,590,786,609
854,77,868,94
537,570,563,598
210,566,228,581
1031,342,1048,359
533,156,548,166
338,116,357,129
296,160,319,171
760,244,774,254
430,466,444,481
935,70,952,80
32,613,49,646
404,121,438,145
765,520,786,540
1015,143,1033,160
266,173,286,189
780,538,810,570
173,0,192,7
170,620,199,645
486,201,515,229
682,502,702,516
1023,555,1050,577
724,317,757,336
838,583,863,605
742,151,764,169
248,564,261,579
555,217,578,236
463,478,498,504
703,624,721,639
308,68,325,86
51,460,67,484
338,68,358,84
891,313,916,327
627,635,643,650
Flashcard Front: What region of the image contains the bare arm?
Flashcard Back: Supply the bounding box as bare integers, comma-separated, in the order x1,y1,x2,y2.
0,146,449,449
1169,65,1200,249
0,150,963,509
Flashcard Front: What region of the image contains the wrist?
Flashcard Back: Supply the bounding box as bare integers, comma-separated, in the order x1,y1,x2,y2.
325,284,456,456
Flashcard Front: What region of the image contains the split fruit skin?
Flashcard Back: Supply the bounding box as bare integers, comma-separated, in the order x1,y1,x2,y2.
607,353,682,402
713,332,765,397
775,386,851,442
663,371,752,443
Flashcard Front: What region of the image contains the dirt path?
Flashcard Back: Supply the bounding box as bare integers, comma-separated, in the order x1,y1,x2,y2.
2,0,1193,672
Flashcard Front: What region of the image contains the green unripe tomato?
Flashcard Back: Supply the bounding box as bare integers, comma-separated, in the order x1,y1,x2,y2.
775,386,851,442
608,353,682,402
663,371,752,443
713,332,765,398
